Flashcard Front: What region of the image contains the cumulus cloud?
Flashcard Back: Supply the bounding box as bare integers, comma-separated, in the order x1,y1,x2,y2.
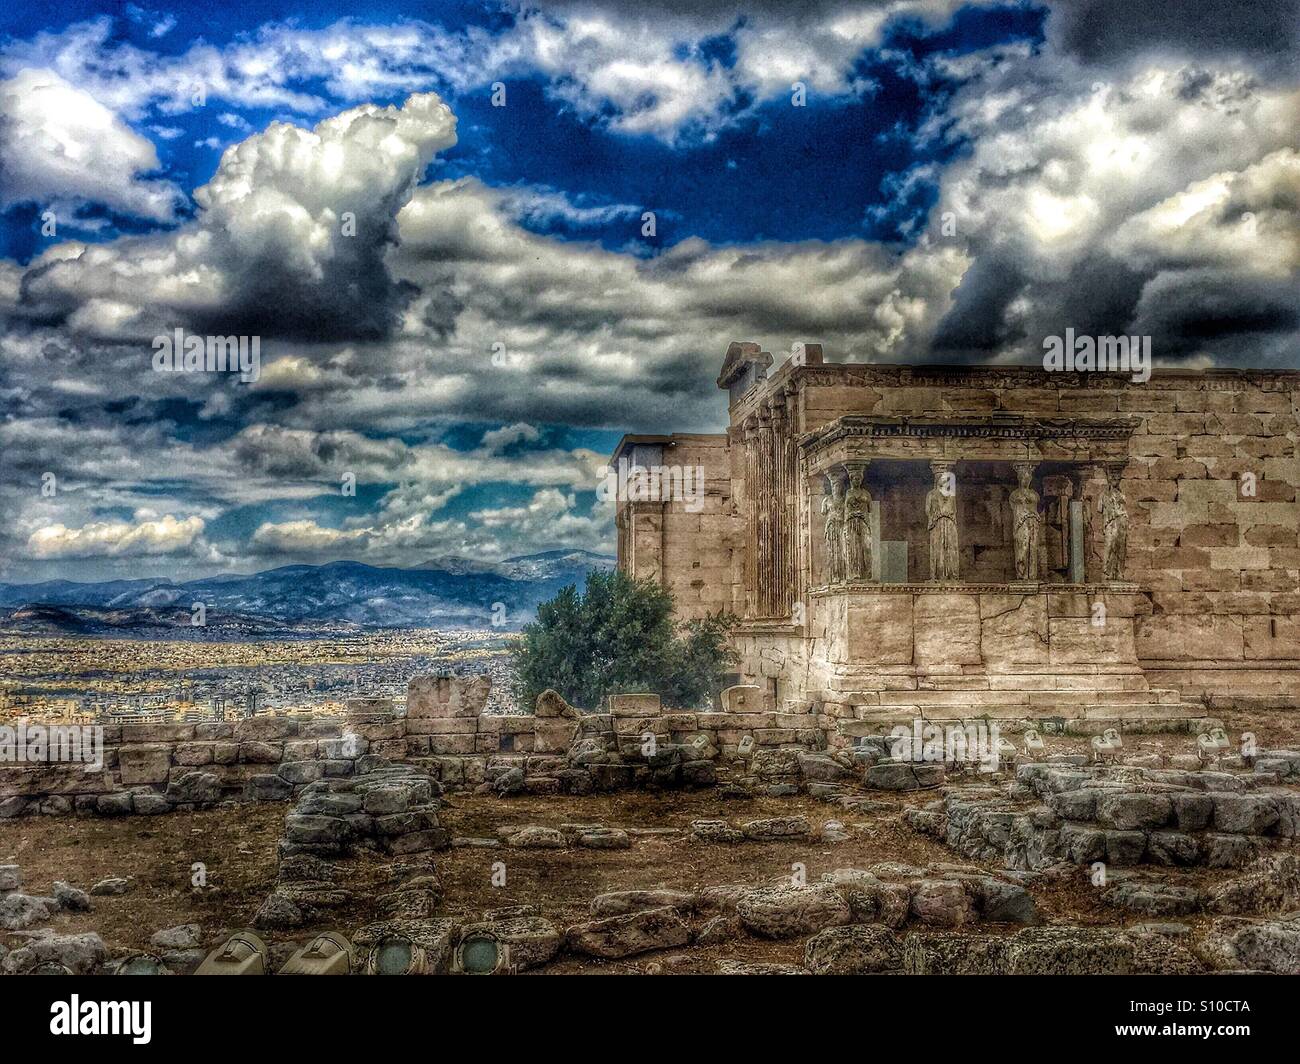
0,69,182,221
925,60,1300,366
13,91,456,342
26,512,207,559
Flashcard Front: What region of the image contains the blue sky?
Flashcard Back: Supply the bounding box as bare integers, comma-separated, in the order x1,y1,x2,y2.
0,1,1296,582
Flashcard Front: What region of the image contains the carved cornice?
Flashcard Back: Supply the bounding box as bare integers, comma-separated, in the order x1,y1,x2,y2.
783,363,1300,393
801,414,1141,452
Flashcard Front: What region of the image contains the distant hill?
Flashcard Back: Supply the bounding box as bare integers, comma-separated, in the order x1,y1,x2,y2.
0,550,616,633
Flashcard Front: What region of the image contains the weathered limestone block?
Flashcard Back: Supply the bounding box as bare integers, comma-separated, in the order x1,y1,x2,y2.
590,890,694,916
846,597,913,665
1096,793,1173,831
234,716,295,742
117,744,172,786
564,907,690,959
406,675,492,719
120,723,195,744
1136,616,1244,660
914,594,981,666
608,693,662,717
532,718,580,754
910,879,973,927
460,915,561,970
1199,915,1300,974
720,685,765,712
980,594,1049,666
1212,793,1280,835
804,925,903,974
173,742,215,767
344,697,394,721
239,741,283,763
865,762,945,790
535,689,582,719
736,884,852,938
165,771,223,805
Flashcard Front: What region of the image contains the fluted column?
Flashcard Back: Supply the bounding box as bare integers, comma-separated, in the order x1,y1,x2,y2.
756,406,775,616
742,416,759,618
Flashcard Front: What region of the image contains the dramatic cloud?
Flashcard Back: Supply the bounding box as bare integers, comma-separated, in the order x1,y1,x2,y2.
12,91,457,341
0,69,182,221
927,58,1300,366
1,2,1296,581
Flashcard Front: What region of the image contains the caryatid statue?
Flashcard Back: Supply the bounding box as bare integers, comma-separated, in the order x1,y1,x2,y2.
1009,462,1042,581
842,463,873,581
1101,465,1129,581
821,471,847,584
926,460,960,582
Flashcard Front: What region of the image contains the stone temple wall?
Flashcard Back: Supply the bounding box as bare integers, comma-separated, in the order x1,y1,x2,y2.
617,356,1300,705
0,678,823,817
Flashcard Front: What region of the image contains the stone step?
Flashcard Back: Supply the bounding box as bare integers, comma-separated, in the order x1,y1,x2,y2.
874,688,1169,707
860,702,1203,722
983,673,1151,692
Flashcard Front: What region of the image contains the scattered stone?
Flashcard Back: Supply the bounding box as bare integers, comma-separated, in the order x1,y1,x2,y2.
735,884,852,938
565,907,691,959
0,893,52,931
696,914,742,945
819,819,851,842
52,881,93,912
253,893,305,931
0,865,21,892
151,923,202,950
804,925,903,974
1,932,106,975
501,825,567,848
742,816,811,840
90,877,130,896
591,890,694,917
690,819,745,844
576,827,632,849
716,960,808,975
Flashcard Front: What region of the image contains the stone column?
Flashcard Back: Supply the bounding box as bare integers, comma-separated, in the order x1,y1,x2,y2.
756,406,775,616
926,460,960,582
782,385,800,614
742,416,759,617
768,397,788,617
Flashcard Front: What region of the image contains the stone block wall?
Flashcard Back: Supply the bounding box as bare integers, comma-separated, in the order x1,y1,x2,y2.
1,678,829,816
0,715,376,819
613,434,745,618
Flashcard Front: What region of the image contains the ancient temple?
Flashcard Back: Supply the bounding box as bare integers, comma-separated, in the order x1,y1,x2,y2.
611,343,1300,725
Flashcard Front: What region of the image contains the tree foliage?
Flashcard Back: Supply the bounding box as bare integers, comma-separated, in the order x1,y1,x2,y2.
511,569,737,711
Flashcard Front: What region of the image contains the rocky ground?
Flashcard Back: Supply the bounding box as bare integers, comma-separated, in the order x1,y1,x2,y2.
2,708,1298,975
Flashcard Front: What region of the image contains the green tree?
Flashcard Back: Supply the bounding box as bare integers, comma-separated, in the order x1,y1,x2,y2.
511,569,737,711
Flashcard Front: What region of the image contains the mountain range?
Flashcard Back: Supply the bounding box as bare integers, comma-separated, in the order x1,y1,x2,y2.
0,551,616,635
